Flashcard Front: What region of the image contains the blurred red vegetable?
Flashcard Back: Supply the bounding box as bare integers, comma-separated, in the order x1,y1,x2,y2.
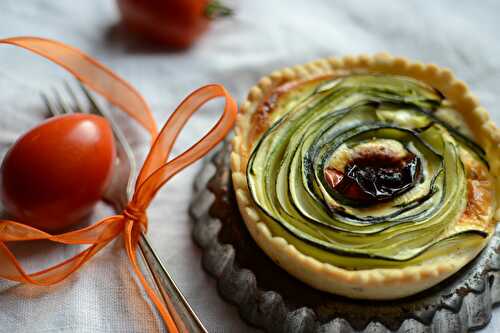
117,0,232,49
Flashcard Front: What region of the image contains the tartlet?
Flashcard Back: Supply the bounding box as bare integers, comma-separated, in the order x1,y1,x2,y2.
231,54,500,299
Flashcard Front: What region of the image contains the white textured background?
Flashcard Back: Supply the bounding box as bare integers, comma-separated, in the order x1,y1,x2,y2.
1,1,500,332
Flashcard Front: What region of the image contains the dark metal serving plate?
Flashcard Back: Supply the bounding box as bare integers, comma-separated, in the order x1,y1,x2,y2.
189,143,500,333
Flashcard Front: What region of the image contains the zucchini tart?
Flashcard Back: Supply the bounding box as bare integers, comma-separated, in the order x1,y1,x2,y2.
231,54,500,299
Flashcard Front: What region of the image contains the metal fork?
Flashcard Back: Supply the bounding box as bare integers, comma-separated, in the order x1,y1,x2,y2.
42,82,208,333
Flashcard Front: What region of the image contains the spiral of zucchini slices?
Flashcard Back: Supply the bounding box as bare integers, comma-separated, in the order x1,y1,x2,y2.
231,55,499,299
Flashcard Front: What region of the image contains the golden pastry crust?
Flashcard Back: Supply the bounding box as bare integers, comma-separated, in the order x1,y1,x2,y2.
231,54,500,299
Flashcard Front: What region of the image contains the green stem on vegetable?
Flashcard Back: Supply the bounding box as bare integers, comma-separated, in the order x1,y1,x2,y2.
205,0,233,19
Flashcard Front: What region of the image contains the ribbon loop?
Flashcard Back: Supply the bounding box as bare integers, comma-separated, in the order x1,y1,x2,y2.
0,36,238,332
133,84,238,210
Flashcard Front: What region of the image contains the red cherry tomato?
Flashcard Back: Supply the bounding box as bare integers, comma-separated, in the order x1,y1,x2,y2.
117,0,231,49
0,114,115,231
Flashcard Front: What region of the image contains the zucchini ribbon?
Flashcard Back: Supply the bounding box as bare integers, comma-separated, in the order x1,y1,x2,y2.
248,75,489,269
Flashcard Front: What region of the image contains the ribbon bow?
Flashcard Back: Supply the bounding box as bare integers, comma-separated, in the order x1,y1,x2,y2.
0,37,238,332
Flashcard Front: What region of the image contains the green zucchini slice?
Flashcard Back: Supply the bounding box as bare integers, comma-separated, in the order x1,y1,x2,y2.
247,74,490,269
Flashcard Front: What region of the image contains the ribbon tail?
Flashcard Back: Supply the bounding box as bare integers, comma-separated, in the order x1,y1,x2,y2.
0,37,158,138
0,236,114,285
123,220,180,333
0,217,125,285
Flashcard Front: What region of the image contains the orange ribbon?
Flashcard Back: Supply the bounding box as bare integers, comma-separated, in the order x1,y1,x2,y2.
0,37,238,332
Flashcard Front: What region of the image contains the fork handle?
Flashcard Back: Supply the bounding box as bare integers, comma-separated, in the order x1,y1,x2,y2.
114,196,207,331
137,233,208,333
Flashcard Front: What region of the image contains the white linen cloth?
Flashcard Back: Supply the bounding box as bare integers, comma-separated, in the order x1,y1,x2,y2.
0,0,500,332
